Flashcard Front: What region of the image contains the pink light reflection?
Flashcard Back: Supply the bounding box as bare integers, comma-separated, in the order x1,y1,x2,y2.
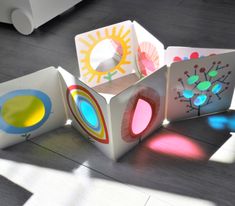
147,132,206,160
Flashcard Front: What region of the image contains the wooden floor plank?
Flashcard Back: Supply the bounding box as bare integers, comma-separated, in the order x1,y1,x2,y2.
0,73,14,83
145,194,216,206
0,37,77,80
0,175,32,206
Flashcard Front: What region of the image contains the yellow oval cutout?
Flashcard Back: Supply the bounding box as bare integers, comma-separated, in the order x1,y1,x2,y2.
1,95,45,128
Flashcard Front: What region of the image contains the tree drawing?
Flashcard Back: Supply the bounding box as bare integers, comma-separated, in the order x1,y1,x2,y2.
175,61,232,116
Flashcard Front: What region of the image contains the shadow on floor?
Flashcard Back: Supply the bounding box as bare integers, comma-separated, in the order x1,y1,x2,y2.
1,111,234,205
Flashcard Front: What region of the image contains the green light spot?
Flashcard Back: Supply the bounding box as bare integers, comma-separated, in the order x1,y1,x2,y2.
208,70,218,77
187,75,199,85
197,81,211,91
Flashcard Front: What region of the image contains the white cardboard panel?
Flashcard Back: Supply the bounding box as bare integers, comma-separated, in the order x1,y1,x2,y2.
133,21,165,77
230,89,235,110
167,52,235,122
109,66,167,160
58,68,114,159
58,67,81,118
0,67,66,148
165,46,235,66
75,20,135,87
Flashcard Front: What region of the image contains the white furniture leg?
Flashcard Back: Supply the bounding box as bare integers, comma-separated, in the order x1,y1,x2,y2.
11,9,34,35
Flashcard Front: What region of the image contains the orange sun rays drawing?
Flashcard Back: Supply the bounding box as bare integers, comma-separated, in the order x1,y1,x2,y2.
78,25,132,84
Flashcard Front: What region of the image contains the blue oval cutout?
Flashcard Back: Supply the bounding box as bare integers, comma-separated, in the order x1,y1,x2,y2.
77,98,100,130
212,83,222,94
193,94,207,106
183,90,194,99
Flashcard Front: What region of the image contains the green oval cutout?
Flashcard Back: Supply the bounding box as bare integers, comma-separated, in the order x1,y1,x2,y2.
197,81,211,91
208,70,218,77
187,75,199,85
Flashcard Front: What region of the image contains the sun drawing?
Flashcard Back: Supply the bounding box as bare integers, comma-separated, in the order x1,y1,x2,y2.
78,25,132,83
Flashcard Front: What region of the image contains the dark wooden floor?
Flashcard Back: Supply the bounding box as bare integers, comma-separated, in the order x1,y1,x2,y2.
0,0,235,205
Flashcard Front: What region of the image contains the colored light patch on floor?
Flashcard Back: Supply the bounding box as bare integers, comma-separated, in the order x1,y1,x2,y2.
1,95,45,128
208,115,235,131
193,94,207,106
147,132,206,160
196,81,211,91
131,99,152,135
0,90,52,134
228,117,235,131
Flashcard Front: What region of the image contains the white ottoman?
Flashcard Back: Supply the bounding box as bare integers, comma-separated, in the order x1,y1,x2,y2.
0,0,82,35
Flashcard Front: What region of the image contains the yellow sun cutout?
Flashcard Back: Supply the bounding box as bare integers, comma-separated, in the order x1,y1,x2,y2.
78,25,132,84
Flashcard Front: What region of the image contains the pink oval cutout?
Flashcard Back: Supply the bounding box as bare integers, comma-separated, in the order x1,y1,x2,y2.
131,99,152,135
